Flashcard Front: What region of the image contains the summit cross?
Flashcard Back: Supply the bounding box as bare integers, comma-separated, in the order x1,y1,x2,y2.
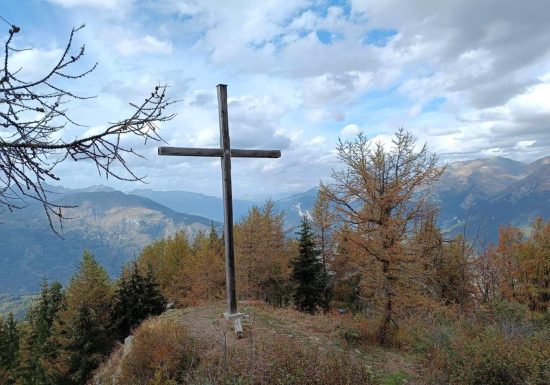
158,84,281,336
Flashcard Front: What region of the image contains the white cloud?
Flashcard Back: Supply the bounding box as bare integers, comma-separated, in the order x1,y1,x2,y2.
48,0,132,9
340,124,361,137
8,48,63,81
23,0,550,195
115,35,173,57
303,71,373,107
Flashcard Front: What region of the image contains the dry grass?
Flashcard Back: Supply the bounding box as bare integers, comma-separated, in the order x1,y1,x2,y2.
118,318,196,385
93,303,425,385
186,333,374,385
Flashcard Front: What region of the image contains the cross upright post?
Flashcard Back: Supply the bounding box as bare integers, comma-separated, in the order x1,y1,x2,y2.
217,85,238,316
158,84,281,336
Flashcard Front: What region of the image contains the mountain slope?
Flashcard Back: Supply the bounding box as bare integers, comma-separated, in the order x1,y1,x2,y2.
0,191,219,293
434,157,550,238
479,163,550,231
130,189,255,222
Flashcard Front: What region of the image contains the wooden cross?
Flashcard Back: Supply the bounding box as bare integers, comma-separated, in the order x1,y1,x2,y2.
158,84,281,335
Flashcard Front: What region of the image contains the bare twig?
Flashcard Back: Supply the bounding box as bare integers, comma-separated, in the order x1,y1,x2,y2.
0,22,175,234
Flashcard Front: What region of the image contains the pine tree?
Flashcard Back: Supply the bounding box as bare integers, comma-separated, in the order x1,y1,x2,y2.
64,304,109,385
291,218,326,314
142,265,167,318
1,314,19,370
0,313,19,383
112,262,166,341
17,279,64,385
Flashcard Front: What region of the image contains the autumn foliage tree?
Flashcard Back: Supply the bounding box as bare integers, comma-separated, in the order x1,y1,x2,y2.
330,224,365,312
312,189,336,270
234,201,293,305
488,219,550,312
324,129,445,344
48,251,114,384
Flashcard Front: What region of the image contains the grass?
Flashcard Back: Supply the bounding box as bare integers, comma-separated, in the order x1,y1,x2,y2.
378,372,410,385
93,302,422,384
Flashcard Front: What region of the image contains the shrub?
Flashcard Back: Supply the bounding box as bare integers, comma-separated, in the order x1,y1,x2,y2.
388,301,550,385
451,329,548,384
118,317,195,385
187,334,374,385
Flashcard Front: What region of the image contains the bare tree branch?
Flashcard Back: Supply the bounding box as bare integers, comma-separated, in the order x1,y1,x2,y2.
0,22,176,234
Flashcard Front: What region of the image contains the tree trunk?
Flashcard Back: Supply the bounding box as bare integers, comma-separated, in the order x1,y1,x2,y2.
378,260,393,345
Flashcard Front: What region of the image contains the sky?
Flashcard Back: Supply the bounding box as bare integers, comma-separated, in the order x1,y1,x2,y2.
2,0,550,198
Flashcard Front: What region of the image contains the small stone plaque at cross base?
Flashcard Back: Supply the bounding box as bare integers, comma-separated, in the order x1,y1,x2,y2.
224,312,244,338
158,84,281,337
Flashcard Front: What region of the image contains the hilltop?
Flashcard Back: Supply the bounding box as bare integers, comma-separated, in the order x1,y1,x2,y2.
94,302,419,385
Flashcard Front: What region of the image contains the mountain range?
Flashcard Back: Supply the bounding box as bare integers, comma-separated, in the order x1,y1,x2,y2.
434,156,550,239
1,156,549,295
0,190,218,293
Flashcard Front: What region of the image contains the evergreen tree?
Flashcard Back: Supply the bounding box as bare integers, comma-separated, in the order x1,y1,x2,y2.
112,262,166,341
64,305,109,385
48,251,114,385
0,313,19,383
291,218,326,314
0,314,19,370
17,279,64,385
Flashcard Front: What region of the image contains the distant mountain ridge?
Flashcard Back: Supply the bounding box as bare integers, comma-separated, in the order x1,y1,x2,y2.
434,156,550,237
2,155,550,295
0,190,219,293
129,189,255,222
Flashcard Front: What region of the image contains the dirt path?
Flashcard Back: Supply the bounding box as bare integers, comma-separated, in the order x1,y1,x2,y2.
161,301,421,384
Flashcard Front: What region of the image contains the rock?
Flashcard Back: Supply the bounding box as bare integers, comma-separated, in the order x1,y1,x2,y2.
123,335,134,357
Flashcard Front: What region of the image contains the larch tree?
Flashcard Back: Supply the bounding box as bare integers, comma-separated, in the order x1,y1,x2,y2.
235,201,292,304
48,251,114,384
312,188,336,270
331,224,364,312
311,190,336,311
184,229,226,304
323,129,445,345
520,218,550,311
0,20,174,231
490,219,550,312
138,231,192,301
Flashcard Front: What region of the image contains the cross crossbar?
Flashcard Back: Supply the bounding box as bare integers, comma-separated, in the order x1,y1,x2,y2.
157,84,281,337
158,147,281,158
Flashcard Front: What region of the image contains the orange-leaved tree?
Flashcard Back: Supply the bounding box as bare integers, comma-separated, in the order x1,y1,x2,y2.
323,129,445,344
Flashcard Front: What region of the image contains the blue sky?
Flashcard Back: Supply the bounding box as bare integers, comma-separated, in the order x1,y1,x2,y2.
2,0,550,198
